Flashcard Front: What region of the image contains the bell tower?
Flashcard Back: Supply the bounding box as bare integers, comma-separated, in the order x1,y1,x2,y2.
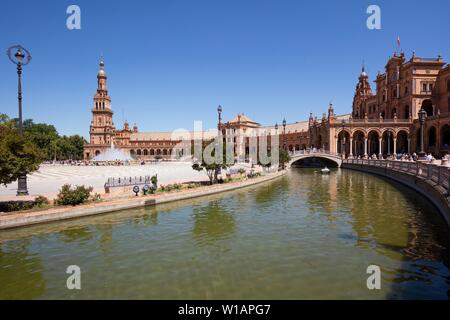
352,64,373,119
89,59,115,146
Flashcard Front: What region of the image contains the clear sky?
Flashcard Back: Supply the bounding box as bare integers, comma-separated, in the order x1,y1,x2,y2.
1,0,449,139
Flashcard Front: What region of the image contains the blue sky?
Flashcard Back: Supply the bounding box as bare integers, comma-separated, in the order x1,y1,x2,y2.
1,0,449,138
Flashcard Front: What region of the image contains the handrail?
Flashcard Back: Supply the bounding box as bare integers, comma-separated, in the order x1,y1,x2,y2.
290,149,339,157
343,159,450,193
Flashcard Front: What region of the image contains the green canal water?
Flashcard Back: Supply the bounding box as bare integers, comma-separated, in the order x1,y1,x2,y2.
1,168,449,299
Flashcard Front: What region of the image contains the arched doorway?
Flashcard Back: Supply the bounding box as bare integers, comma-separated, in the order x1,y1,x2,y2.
382,130,395,156
143,149,148,156
367,131,380,157
396,130,408,154
353,130,365,157
415,129,421,153
421,99,433,117
150,149,155,156
441,124,450,149
95,150,101,157
428,127,437,152
136,149,142,156
338,130,350,157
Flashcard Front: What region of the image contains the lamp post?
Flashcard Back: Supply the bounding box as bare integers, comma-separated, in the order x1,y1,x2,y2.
418,108,427,160
282,118,286,151
217,104,222,129
7,45,32,196
274,123,279,150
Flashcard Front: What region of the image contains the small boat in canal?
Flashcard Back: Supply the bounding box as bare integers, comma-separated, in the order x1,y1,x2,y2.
321,166,330,174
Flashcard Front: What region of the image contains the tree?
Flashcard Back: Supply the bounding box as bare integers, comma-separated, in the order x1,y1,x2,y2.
192,140,232,184
257,147,290,170
278,148,291,170
25,122,59,159
6,116,86,161
0,126,44,186
0,113,10,125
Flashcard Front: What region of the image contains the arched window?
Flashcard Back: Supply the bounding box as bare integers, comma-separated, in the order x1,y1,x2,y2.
421,99,433,117
404,105,409,119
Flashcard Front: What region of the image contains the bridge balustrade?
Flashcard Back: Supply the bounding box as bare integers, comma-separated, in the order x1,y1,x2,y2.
344,159,450,193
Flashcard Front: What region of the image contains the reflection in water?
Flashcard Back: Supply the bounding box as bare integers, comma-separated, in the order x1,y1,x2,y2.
0,240,46,299
192,201,235,245
0,168,449,299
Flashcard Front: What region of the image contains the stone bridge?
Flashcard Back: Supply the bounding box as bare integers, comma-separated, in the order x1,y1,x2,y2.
289,150,343,167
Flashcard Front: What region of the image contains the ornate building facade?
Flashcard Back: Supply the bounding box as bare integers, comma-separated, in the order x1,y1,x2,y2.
85,52,450,161
84,60,215,160
309,52,450,158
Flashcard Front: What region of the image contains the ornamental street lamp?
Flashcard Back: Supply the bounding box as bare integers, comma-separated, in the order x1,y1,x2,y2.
282,118,286,151
418,108,427,160
7,45,32,196
217,104,222,127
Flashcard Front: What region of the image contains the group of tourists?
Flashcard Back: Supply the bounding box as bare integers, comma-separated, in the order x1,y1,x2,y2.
353,152,449,164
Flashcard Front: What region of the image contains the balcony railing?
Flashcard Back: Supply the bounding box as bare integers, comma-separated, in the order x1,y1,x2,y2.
335,118,412,125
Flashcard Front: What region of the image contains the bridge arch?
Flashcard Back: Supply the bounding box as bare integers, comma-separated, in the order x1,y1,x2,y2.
289,152,342,168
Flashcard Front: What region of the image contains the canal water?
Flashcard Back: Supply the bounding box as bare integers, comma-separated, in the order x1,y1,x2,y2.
1,168,449,299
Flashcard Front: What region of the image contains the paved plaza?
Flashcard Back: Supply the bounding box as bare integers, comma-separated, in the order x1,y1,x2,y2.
0,162,207,200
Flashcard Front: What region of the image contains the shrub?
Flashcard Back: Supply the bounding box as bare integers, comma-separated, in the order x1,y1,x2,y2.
151,175,158,186
90,193,102,202
0,197,49,212
238,168,246,175
0,201,34,212
55,184,93,206
173,183,182,190
34,196,50,207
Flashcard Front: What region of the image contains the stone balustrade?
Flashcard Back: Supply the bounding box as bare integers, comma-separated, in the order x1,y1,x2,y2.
344,158,450,193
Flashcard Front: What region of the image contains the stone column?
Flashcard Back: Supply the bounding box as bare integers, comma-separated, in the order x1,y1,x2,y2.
393,136,397,157
349,138,353,158
335,137,339,155
364,138,368,158
378,138,383,159
407,138,411,154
